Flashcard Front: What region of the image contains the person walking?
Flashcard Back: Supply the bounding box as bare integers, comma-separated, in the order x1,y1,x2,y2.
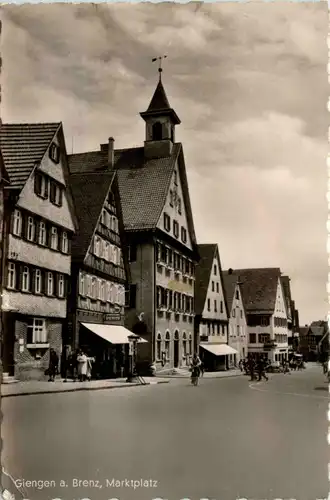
86,355,95,381
248,356,255,381
48,348,59,382
257,358,268,382
191,353,201,386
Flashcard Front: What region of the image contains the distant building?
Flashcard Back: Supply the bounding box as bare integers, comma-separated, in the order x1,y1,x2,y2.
0,123,77,380
0,148,10,375
195,244,232,371
299,321,328,361
229,268,289,363
280,275,300,350
222,270,248,364
68,76,199,370
65,166,134,378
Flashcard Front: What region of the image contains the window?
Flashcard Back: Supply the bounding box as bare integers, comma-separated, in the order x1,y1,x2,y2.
49,142,60,163
178,197,182,214
240,310,243,319
216,282,219,293
165,332,170,359
217,324,220,335
58,274,65,298
62,232,69,254
207,298,211,311
79,273,85,296
101,209,107,226
212,281,215,292
152,122,162,141
50,181,63,206
168,249,173,267
50,227,58,250
7,263,16,289
236,290,240,300
220,301,223,313
27,318,47,344
39,222,46,246
214,264,217,275
91,277,97,299
214,300,217,312
259,334,271,343
27,216,35,242
173,220,179,238
156,334,162,360
128,244,137,262
168,290,173,309
232,309,236,318
188,333,192,355
34,172,48,199
35,269,42,294
249,333,256,344
236,325,240,336
100,280,105,302
181,227,187,244
222,325,225,335
47,272,54,296
174,171,178,185
22,266,30,292
94,236,101,256
161,245,167,263
164,213,171,232
169,190,174,207
183,333,187,356
12,210,22,236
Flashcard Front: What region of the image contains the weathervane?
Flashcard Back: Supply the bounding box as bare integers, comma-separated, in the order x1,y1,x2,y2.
152,55,167,80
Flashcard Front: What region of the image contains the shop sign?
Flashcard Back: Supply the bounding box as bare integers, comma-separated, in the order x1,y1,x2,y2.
104,313,122,322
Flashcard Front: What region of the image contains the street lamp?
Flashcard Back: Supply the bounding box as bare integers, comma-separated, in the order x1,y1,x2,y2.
126,334,140,382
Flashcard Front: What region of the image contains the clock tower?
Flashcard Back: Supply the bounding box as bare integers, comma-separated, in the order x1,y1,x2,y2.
140,75,181,160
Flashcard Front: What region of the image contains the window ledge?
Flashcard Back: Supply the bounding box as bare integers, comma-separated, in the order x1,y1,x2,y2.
27,343,49,349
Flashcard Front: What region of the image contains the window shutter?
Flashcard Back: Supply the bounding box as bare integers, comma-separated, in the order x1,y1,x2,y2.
45,222,50,247
42,270,47,295
34,172,42,196
50,181,56,204
17,264,24,291
31,268,36,293
44,178,49,198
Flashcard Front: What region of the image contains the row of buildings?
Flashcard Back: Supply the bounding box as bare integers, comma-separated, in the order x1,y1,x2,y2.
0,74,301,380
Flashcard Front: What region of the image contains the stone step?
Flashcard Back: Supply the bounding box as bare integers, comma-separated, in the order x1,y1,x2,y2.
1,373,20,384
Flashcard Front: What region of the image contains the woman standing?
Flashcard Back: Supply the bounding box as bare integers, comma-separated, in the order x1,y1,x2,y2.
77,350,88,382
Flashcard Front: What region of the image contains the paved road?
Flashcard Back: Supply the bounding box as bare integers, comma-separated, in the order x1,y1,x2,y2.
2,364,329,500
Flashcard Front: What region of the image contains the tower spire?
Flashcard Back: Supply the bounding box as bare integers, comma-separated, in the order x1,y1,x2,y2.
152,55,167,81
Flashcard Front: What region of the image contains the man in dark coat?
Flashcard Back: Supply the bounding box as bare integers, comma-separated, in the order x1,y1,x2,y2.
48,348,59,382
257,357,269,381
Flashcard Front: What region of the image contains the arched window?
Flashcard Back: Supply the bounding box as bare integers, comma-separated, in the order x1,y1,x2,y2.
152,122,163,141
188,333,192,355
165,331,170,359
174,330,179,341
156,333,162,361
22,266,30,292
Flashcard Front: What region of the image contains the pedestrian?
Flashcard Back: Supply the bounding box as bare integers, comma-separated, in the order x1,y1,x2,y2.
200,359,205,377
77,350,88,382
62,345,72,382
86,355,95,381
48,348,59,382
191,353,201,386
248,356,255,381
257,358,268,382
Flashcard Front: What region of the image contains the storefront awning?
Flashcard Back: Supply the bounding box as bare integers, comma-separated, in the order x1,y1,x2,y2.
80,323,148,345
200,343,238,356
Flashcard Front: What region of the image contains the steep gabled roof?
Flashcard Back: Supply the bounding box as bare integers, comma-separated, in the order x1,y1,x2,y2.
0,123,60,189
68,143,197,252
309,325,325,337
69,171,116,261
222,271,239,313
228,268,281,313
299,326,309,337
195,244,229,317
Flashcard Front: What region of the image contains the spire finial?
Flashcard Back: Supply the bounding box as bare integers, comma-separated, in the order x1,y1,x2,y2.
152,55,167,81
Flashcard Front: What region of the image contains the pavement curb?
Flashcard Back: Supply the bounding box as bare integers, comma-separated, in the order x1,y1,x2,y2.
156,374,245,379
1,379,170,398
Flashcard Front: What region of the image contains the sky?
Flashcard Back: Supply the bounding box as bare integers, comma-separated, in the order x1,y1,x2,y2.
1,2,328,325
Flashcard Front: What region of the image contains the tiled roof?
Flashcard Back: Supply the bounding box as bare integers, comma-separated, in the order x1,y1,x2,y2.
228,268,281,313
299,327,309,337
222,271,238,313
309,325,325,337
69,143,182,233
147,80,171,112
69,171,115,261
195,244,217,315
0,123,60,189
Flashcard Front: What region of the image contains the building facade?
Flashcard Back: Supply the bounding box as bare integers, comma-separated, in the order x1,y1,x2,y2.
0,150,10,377
68,76,199,371
66,162,133,378
222,270,248,364
195,244,232,371
0,123,77,380
229,268,289,363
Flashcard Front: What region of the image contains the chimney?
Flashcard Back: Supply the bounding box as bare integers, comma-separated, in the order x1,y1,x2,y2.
108,137,114,168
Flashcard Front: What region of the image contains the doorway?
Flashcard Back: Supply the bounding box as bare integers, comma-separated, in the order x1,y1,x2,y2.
174,330,179,368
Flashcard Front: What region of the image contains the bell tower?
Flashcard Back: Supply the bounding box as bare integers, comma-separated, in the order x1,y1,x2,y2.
140,57,181,159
